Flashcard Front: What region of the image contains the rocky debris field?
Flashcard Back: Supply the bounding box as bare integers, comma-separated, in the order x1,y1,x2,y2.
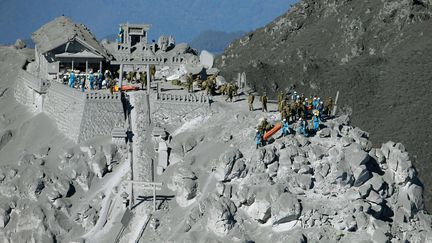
215,0,432,209
135,95,432,243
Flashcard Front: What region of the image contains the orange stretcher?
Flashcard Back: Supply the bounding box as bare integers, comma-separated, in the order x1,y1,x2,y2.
113,85,140,92
263,123,282,141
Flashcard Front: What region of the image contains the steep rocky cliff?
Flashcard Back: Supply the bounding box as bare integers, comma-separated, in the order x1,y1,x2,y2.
215,0,432,209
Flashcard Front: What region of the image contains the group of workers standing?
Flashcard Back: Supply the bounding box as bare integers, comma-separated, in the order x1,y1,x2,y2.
253,90,335,149
65,70,116,93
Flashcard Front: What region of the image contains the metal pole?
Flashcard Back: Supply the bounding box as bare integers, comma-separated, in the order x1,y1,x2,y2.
71,60,74,71
85,60,88,74
99,60,102,73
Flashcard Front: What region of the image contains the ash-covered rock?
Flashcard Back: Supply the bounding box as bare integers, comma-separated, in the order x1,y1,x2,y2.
168,165,198,207
177,115,432,242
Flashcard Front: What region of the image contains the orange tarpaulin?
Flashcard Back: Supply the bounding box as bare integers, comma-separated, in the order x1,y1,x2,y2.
263,123,281,141
113,85,140,92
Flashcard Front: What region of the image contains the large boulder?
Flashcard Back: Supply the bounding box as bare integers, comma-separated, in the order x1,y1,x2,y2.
91,149,107,178
168,165,198,207
271,193,301,225
214,148,243,181
245,194,271,223
199,50,214,69
0,204,11,228
206,196,237,236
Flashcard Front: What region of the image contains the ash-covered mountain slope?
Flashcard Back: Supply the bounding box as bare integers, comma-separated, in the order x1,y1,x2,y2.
215,0,432,210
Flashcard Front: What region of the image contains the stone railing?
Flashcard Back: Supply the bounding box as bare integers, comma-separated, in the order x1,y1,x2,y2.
85,92,121,100
156,93,211,106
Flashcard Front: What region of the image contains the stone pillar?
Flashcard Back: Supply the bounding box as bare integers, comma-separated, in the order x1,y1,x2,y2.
119,64,124,90
146,64,151,94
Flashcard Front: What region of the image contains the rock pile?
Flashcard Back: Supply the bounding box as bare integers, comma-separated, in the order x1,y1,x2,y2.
182,115,432,242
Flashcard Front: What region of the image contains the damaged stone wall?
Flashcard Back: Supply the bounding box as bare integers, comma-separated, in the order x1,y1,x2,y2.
14,74,124,143
44,81,86,142
78,93,124,143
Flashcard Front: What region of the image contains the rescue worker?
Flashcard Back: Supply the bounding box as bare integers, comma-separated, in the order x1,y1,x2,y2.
88,71,94,90
300,93,305,103
104,70,111,83
225,84,234,102
80,75,86,92
317,101,324,119
312,96,319,109
258,118,269,132
283,103,291,122
150,65,156,81
281,118,290,137
312,110,320,132
205,77,213,95
219,83,227,95
233,84,239,101
304,98,312,118
139,71,147,90
325,97,334,117
69,70,75,88
298,118,308,137
255,129,263,149
117,27,123,50
261,92,268,112
277,91,284,112
291,91,298,102
186,73,193,93
109,78,116,95
98,70,103,90
248,92,255,111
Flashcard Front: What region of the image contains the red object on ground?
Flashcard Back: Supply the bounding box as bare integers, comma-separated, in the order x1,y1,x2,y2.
121,85,140,91
114,85,140,92
263,123,282,141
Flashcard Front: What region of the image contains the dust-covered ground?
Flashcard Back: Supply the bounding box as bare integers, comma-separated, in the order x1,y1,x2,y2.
216,0,432,210
1,43,432,242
